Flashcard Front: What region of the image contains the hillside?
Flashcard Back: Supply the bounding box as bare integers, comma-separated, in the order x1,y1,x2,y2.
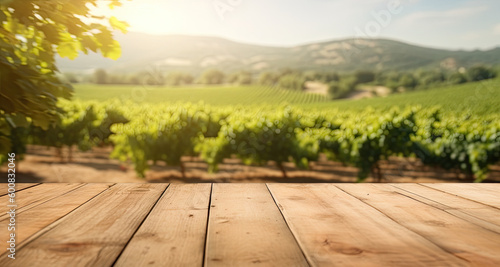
57,33,500,75
305,77,500,116
72,84,329,106
72,77,499,116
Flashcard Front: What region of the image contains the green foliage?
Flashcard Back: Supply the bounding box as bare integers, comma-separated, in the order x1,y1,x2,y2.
415,70,445,88
374,66,497,92
10,95,500,182
258,71,279,86
327,82,341,98
227,70,252,85
73,84,330,106
412,111,500,182
308,77,500,116
0,114,29,164
93,69,108,84
339,76,359,91
197,107,307,177
238,71,253,85
111,104,229,177
447,72,467,85
467,65,497,82
0,0,128,157
165,72,194,86
354,70,375,84
306,71,340,83
399,73,418,90
30,100,128,161
327,76,359,99
278,74,306,91
199,69,225,84
63,72,79,84
143,68,165,86
307,108,418,182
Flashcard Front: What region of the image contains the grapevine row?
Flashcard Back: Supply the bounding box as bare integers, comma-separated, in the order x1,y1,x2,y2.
2,100,499,182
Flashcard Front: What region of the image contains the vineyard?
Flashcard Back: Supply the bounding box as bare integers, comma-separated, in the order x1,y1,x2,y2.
306,77,500,115
73,84,329,106
73,77,500,116
2,94,499,182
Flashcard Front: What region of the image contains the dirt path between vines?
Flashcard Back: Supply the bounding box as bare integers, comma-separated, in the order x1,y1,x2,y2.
2,145,499,184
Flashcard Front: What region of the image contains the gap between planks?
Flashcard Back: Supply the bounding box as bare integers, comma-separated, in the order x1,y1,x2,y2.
2,183,500,267
205,183,308,266
419,183,500,209
268,183,468,266
114,184,211,267
0,183,87,221
0,183,113,258
337,184,500,266
0,183,40,197
391,184,500,234
0,184,167,267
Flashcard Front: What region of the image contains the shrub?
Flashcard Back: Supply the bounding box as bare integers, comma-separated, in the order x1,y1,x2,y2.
199,69,225,84
258,72,279,86
467,65,497,82
278,74,306,91
165,72,194,86
354,70,375,84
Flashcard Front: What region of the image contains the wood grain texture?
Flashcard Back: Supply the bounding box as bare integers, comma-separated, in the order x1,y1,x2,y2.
423,184,500,208
338,184,500,266
2,183,499,266
0,183,84,221
394,184,500,233
0,183,112,257
0,183,40,196
115,184,211,267
205,183,308,267
268,183,466,267
0,184,167,267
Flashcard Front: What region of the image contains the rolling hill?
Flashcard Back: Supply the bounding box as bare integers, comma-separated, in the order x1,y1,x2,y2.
57,32,500,75
73,77,500,116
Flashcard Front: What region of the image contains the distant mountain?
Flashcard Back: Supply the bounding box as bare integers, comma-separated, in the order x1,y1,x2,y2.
56,32,500,74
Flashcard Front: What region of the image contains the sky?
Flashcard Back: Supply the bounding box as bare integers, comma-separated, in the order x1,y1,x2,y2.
96,0,500,50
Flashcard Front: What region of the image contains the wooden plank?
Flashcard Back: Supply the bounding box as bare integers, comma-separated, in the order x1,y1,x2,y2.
115,184,211,267
423,183,500,208
433,183,500,197
0,184,167,266
205,184,308,266
465,183,500,193
0,183,40,196
338,184,500,266
394,184,500,233
0,183,112,256
471,183,500,190
268,183,466,267
0,183,84,220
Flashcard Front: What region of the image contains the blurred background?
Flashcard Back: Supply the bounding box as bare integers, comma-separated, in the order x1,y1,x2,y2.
1,0,499,183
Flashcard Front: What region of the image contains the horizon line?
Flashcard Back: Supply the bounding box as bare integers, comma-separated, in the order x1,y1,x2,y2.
120,31,500,52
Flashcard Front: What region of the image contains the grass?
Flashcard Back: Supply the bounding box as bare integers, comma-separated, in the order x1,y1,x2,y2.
302,78,500,116
73,84,329,106
73,78,500,116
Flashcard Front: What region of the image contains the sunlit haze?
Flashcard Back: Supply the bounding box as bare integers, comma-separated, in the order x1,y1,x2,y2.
94,0,500,50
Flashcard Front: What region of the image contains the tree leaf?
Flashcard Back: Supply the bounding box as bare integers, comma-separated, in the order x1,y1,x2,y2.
101,39,121,60
0,9,7,22
109,16,129,33
0,136,11,154
5,113,29,128
40,24,60,43
81,35,99,52
56,40,79,60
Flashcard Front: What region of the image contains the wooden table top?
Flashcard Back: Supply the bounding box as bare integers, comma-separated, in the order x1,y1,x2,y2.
0,183,499,266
